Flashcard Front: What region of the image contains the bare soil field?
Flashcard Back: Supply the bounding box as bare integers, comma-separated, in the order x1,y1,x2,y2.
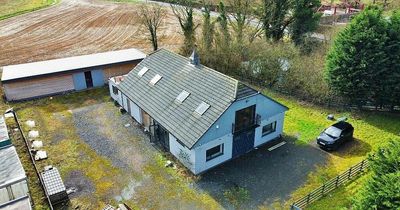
0,0,183,67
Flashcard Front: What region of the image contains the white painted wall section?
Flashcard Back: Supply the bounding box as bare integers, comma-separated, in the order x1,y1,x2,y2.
169,134,196,172
193,134,233,174
108,78,121,104
254,112,285,147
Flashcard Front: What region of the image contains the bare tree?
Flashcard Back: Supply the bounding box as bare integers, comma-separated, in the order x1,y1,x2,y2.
170,0,198,55
138,4,166,51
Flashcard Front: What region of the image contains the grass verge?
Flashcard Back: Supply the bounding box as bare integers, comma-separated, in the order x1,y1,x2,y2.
0,0,59,21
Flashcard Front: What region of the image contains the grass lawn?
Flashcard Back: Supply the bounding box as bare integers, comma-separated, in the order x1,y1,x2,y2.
261,89,400,208
0,0,58,20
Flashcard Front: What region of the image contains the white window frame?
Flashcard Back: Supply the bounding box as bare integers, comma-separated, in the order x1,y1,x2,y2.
262,121,277,137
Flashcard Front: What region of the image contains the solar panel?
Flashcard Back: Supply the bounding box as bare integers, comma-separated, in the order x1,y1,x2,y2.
137,67,149,77
149,74,162,86
175,90,190,103
194,102,210,116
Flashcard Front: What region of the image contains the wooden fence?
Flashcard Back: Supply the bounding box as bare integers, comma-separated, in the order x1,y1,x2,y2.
290,159,369,209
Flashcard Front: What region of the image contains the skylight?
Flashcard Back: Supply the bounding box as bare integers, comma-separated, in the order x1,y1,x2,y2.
175,90,190,103
194,102,210,116
149,74,162,86
137,67,149,77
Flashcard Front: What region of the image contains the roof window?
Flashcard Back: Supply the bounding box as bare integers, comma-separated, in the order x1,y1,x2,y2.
149,74,162,86
175,90,190,104
138,67,149,77
194,102,210,116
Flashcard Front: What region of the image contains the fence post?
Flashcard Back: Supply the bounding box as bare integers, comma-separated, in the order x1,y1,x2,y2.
321,184,325,195
306,193,311,205
360,160,365,171
348,166,352,179
335,176,339,187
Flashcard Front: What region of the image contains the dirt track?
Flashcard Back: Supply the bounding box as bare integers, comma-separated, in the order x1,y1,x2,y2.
0,0,183,66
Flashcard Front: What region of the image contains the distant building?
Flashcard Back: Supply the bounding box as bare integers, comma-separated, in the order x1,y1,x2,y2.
1,49,146,101
109,49,288,174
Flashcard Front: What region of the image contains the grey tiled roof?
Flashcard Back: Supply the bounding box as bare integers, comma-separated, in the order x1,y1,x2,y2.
118,49,239,149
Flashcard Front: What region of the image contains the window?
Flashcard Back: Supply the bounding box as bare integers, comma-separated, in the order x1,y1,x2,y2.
194,102,210,116
138,67,149,77
262,122,276,136
112,85,118,95
175,90,190,104
206,144,224,161
234,105,256,131
149,74,162,86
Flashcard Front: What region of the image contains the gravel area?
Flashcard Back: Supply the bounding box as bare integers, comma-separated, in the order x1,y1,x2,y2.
196,140,328,209
73,106,130,169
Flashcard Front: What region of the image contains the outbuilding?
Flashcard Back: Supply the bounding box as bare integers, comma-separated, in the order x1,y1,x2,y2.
109,49,288,175
1,48,146,101
0,146,31,210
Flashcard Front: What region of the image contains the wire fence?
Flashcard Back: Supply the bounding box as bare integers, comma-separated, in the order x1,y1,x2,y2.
291,158,370,209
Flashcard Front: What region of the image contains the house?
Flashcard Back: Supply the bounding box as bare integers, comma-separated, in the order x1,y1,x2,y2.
0,146,31,210
1,48,146,101
109,49,288,174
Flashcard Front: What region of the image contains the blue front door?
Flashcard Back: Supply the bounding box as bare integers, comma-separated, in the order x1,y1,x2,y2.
232,129,255,158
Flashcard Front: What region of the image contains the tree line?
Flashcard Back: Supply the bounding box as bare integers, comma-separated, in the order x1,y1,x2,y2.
138,1,400,110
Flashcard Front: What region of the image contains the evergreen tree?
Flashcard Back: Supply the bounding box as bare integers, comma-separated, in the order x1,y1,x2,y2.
217,2,230,47
171,0,197,55
353,140,400,209
201,5,215,50
385,11,400,109
290,0,321,46
325,7,389,107
261,0,292,41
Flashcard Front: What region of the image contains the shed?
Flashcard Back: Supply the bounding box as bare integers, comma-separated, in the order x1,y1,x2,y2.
41,166,68,205
0,116,11,149
1,48,146,101
0,146,30,209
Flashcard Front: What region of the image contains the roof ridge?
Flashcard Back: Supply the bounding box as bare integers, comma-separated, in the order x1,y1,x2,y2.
157,49,238,83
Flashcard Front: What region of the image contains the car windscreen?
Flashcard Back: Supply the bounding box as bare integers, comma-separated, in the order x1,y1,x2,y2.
325,126,342,137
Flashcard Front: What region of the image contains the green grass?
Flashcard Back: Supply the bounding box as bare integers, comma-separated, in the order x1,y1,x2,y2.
0,0,59,21
260,89,400,209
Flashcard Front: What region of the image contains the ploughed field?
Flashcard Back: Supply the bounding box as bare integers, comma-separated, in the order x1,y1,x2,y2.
0,0,182,67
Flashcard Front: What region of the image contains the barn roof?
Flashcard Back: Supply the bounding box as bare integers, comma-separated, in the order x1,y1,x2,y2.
0,146,26,188
1,48,146,82
117,49,268,149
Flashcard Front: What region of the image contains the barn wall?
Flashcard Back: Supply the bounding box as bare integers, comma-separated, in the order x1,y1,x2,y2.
4,74,74,101
103,61,140,82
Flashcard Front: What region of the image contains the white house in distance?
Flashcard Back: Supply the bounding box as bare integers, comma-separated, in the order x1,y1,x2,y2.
109,49,288,175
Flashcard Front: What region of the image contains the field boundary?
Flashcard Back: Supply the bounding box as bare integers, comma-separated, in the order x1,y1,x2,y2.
290,158,370,209
0,0,60,21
